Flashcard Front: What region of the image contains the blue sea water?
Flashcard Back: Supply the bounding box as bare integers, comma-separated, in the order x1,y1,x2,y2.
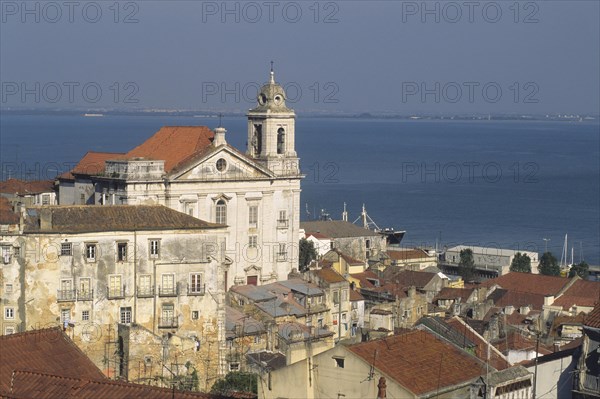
1,115,599,264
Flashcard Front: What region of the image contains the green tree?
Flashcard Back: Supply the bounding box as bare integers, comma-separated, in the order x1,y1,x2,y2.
568,261,589,279
538,252,561,276
210,371,258,396
458,248,476,282
510,252,532,273
299,238,318,272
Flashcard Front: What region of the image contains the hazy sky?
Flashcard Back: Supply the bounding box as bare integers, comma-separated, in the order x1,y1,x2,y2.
1,1,599,114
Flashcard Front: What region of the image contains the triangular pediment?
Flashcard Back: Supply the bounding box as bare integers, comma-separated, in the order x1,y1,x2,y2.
170,145,274,181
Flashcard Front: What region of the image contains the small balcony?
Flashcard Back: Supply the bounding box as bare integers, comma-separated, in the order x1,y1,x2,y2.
187,283,206,296
158,317,178,329
277,219,289,229
107,286,125,299
77,289,93,301
158,285,178,297
137,285,155,298
57,289,76,302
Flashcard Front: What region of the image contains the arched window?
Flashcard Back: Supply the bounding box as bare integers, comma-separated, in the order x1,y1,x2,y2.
216,200,227,224
277,128,285,154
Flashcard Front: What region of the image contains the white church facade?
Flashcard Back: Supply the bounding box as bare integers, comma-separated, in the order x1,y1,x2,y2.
57,69,303,288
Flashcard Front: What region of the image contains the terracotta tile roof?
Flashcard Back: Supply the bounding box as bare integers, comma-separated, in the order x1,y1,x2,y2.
349,289,364,301
2,370,224,399
584,303,600,328
382,269,437,289
553,279,600,310
434,287,475,302
0,178,54,195
125,126,214,173
60,151,125,179
491,290,546,310
314,267,347,284
348,330,485,395
300,220,379,238
480,272,570,297
386,249,432,261
0,328,105,392
23,205,223,233
330,249,364,265
0,196,19,224
350,270,383,289
493,331,552,355
445,318,511,370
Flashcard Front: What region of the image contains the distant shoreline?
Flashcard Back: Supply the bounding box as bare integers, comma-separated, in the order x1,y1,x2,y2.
1,108,597,122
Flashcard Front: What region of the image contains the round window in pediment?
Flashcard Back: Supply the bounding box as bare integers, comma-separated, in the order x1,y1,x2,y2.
216,158,227,172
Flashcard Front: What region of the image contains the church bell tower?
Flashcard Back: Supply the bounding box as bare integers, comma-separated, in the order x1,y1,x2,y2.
247,65,299,176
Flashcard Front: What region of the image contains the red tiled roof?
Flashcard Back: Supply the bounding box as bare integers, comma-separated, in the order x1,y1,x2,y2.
314,267,346,284
480,272,570,297
584,303,600,329
348,330,484,395
349,289,364,301
125,126,214,172
60,151,125,179
0,196,19,224
493,290,547,310
493,331,552,355
382,269,437,289
333,249,364,266
0,178,54,195
445,318,511,370
0,328,105,392
2,370,224,399
306,232,329,240
553,279,600,310
434,287,475,302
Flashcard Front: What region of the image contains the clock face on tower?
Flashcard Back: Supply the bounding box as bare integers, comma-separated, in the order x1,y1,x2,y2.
258,93,267,105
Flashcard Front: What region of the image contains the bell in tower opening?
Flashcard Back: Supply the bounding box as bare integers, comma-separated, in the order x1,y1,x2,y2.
247,64,299,176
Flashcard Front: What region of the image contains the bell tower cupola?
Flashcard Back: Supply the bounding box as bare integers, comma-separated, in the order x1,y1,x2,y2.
247,64,299,176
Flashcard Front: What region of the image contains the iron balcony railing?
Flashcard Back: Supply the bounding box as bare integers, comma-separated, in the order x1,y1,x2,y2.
77,289,93,301
187,283,206,296
137,285,155,298
57,289,76,302
107,285,125,299
158,285,178,297
158,317,178,329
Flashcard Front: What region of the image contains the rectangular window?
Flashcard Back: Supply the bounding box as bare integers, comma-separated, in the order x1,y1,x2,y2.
85,244,96,262
149,240,160,258
189,273,203,294
248,235,258,248
191,310,199,320
13,247,20,257
60,279,74,301
61,243,72,256
79,278,91,300
161,274,175,296
4,326,15,335
333,290,340,305
2,246,11,264
82,310,90,321
4,307,15,320
109,275,122,298
5,284,13,294
216,201,227,225
42,194,50,205
60,308,70,324
277,243,287,261
342,313,347,322
117,242,127,262
278,210,288,227
229,362,240,372
342,289,348,302
120,307,132,324
248,205,258,226
80,193,86,205
139,274,152,296
161,304,175,325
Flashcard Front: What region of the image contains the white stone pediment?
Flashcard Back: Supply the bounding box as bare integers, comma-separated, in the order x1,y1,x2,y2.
171,147,273,181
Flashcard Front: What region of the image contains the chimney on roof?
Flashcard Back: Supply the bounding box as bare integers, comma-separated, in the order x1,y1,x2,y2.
213,126,227,146
39,208,52,231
